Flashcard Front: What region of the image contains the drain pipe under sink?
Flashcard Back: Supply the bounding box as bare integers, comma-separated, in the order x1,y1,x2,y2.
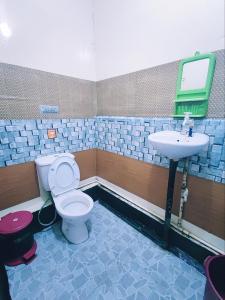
177,158,189,228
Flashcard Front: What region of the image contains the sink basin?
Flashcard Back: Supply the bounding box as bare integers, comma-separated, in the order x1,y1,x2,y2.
148,130,209,160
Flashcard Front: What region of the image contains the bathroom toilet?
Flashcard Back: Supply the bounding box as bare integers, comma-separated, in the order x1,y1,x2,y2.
35,153,94,244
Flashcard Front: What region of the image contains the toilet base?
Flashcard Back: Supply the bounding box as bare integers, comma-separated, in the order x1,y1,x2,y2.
62,220,89,244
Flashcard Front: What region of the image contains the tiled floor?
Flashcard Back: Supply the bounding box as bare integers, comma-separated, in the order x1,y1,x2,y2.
7,202,206,300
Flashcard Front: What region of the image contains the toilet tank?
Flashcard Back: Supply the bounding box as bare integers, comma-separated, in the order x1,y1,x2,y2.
35,153,74,191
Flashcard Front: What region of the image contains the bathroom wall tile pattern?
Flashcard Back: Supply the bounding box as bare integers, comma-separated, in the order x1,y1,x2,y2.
0,118,96,167
0,117,224,183
96,117,225,183
97,49,225,118
7,202,206,300
0,63,97,119
1,50,224,120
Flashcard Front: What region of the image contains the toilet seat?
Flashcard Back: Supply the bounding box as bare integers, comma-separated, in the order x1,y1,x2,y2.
48,156,80,197
54,190,93,218
48,155,93,221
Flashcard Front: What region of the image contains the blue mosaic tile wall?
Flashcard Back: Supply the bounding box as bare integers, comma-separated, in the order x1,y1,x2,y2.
96,117,225,184
0,118,95,167
0,117,224,184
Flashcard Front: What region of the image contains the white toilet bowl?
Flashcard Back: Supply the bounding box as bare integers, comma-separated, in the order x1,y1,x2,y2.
54,190,93,244
35,153,94,244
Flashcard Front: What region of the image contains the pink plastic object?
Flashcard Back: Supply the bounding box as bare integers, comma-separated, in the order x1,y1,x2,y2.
204,255,225,300
5,241,37,266
0,211,33,234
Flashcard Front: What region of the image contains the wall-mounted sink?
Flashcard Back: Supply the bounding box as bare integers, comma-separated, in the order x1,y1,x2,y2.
148,130,209,161
148,129,209,249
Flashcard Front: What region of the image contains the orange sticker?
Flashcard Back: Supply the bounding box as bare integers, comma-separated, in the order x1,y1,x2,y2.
47,129,57,139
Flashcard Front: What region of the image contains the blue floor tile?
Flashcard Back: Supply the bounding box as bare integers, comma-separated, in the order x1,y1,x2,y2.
7,201,206,300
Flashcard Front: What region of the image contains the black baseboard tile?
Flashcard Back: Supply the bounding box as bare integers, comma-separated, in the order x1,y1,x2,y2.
95,186,214,267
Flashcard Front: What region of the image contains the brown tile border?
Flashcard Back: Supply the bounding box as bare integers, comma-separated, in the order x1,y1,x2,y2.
0,161,40,210
97,150,225,240
0,148,224,240
0,149,96,210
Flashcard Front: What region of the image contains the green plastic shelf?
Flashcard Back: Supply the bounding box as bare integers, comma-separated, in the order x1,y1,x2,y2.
172,114,205,118
174,98,207,103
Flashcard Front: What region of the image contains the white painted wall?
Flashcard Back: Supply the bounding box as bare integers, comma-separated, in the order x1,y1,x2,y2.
0,0,96,80
94,0,225,80
0,0,224,81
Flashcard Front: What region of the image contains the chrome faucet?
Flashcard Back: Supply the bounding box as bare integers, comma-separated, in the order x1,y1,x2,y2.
181,112,194,137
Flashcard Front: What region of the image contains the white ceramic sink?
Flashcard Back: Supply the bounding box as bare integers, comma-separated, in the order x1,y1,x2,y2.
148,130,209,160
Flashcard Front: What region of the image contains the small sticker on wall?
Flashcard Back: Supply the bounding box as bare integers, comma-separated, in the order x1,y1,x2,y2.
47,129,57,139
40,105,59,113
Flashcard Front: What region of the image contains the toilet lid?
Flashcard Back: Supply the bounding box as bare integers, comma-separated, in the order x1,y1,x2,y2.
48,156,80,196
